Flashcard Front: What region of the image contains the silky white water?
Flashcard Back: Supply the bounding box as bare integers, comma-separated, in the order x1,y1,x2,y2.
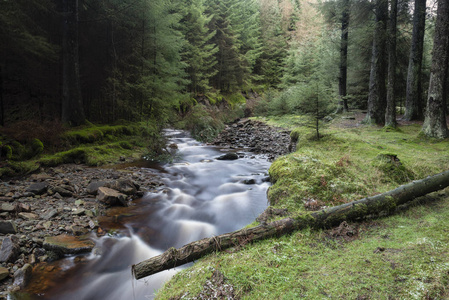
22,129,271,300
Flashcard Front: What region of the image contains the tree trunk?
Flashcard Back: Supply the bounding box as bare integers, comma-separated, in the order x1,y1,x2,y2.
338,0,350,113
403,0,426,121
62,0,85,126
422,0,449,138
363,0,388,125
132,169,449,279
0,65,4,126
385,0,398,128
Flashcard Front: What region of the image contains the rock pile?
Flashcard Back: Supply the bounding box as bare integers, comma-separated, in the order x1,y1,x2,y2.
0,163,162,296
213,119,295,160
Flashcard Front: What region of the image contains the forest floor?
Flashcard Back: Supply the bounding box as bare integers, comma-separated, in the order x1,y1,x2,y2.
156,111,449,299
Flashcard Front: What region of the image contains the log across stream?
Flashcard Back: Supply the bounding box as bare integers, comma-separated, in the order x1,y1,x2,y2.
17,130,272,300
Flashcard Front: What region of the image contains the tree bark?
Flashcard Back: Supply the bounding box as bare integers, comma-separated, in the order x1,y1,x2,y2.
62,0,85,126
385,0,398,128
338,0,350,113
422,0,449,138
133,169,449,279
0,65,4,126
363,0,388,125
403,0,426,121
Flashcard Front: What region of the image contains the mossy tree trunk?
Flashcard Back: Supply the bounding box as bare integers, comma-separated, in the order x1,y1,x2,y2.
422,0,449,138
133,170,449,279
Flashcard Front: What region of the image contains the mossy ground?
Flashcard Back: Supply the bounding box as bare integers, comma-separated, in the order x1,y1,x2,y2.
0,122,160,177
155,111,449,299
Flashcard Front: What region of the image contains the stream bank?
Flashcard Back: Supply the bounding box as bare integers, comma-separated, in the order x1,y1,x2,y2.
0,119,295,298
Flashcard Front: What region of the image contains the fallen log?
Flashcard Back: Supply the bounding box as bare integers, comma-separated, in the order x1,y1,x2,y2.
132,169,449,279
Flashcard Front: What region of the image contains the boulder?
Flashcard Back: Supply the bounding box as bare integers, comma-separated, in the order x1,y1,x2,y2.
0,221,17,234
217,153,239,160
43,234,95,255
86,181,107,195
0,237,20,263
26,182,48,195
107,179,139,195
97,187,127,206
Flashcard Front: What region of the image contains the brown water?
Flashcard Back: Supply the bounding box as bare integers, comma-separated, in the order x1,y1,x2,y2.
13,129,271,300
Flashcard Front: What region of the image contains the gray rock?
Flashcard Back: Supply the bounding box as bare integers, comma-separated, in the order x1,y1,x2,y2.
242,179,256,185
0,237,20,263
0,266,9,282
107,179,139,195
97,187,127,206
217,153,239,160
18,212,38,220
12,264,32,289
41,209,59,220
1,203,16,212
0,221,17,234
26,182,48,195
52,186,73,197
86,181,107,195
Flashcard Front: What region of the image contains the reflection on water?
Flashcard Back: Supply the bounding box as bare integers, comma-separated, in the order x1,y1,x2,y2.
18,129,271,300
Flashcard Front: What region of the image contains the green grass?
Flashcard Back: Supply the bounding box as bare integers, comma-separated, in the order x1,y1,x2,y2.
156,194,449,299
155,113,449,299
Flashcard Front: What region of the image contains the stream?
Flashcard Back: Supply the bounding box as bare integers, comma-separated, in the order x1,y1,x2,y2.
17,129,271,299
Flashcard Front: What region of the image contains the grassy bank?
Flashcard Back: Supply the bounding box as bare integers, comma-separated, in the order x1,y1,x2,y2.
0,121,162,178
155,112,449,299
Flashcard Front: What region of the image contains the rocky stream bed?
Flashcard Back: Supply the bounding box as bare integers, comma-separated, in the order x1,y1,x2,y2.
0,119,293,298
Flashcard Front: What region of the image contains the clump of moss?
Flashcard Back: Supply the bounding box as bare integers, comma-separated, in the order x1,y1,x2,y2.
119,141,133,150
30,138,44,156
39,148,87,167
373,153,415,184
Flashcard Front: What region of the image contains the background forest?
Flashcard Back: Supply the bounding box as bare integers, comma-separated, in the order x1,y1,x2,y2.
0,0,448,143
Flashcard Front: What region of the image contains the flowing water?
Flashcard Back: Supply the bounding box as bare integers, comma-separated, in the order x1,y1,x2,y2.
17,130,271,300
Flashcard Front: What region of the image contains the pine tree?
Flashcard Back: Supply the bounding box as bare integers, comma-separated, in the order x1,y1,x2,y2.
179,0,218,95
403,0,426,121
363,0,388,125
422,0,449,138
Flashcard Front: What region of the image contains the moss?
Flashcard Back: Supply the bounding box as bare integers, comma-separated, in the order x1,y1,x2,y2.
39,148,87,167
30,138,44,156
119,141,133,150
11,141,25,160
2,145,12,160
373,153,415,184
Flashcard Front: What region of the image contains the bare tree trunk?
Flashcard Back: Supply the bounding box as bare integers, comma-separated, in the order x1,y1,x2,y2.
62,0,85,126
338,0,350,113
404,0,426,121
385,0,398,128
422,0,449,138
363,0,388,125
133,169,449,279
0,65,4,126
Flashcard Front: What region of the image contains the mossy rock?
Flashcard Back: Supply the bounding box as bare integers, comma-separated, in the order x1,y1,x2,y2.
30,138,44,156
2,145,12,160
119,141,133,150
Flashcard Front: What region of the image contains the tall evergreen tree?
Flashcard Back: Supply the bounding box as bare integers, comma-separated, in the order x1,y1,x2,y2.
62,0,85,126
422,0,449,138
385,0,398,128
363,0,388,125
403,0,426,121
180,0,218,95
338,0,350,112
